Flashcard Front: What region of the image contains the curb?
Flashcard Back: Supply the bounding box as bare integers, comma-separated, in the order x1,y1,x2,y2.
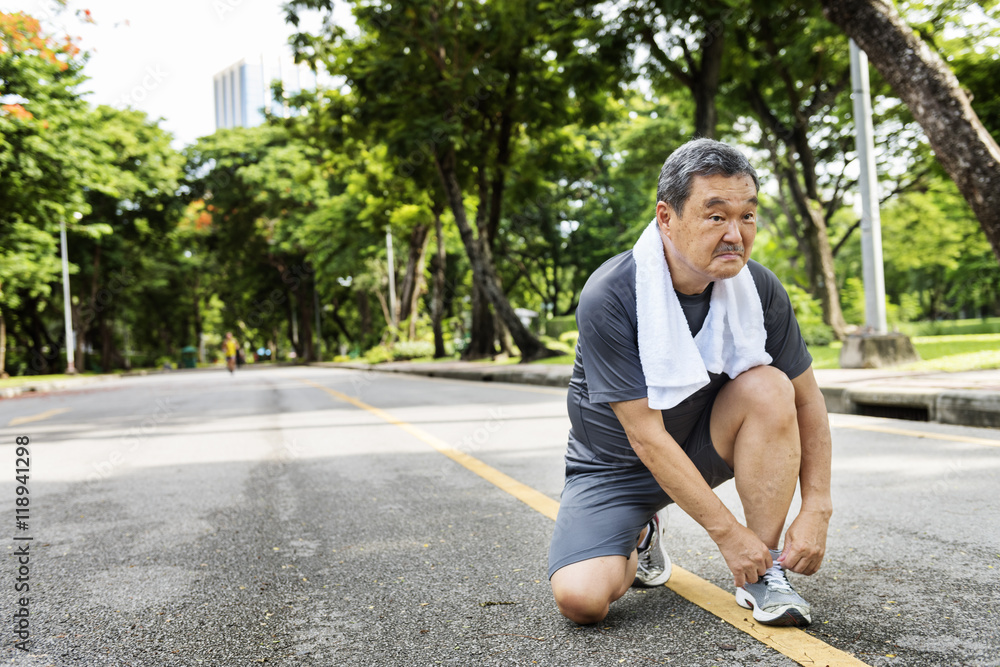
0,362,295,399
0,374,122,399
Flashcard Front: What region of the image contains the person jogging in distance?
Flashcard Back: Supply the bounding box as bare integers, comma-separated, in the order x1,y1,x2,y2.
223,332,239,374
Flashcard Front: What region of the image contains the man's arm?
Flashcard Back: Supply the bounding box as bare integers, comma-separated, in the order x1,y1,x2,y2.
780,365,833,575
611,399,772,587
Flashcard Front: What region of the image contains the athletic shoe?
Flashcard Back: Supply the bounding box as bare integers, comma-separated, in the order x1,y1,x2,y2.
633,508,672,587
735,553,811,626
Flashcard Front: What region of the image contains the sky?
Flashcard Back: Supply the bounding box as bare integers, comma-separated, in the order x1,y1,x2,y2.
5,0,341,147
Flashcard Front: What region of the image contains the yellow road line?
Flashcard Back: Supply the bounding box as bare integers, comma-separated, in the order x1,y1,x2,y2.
665,568,868,665
837,422,1000,448
302,378,870,667
8,407,71,427
299,380,559,519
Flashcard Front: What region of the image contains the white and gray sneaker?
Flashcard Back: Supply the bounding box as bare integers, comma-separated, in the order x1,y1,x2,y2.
633,508,672,587
735,550,811,626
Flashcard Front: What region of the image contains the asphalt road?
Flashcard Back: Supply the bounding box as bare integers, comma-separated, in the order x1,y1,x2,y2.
0,365,997,666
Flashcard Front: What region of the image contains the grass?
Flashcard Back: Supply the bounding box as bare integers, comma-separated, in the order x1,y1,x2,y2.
0,373,96,389
897,317,1000,337
807,333,1000,371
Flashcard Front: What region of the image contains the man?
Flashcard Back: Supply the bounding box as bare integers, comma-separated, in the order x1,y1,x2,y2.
548,138,832,628
223,332,239,374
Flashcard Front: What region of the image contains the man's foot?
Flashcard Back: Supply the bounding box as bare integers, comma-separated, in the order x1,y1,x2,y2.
633,508,671,587
735,554,811,626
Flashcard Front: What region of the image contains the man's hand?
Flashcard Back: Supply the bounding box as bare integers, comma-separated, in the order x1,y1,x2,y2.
779,509,830,575
715,522,773,588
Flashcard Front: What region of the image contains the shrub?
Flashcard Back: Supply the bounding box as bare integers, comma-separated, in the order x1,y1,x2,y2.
559,330,580,350
785,285,834,346
392,340,435,360
545,315,578,339
362,340,437,364
363,345,394,364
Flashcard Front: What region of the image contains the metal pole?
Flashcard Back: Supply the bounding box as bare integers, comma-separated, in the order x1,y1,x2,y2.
313,280,322,356
850,39,888,334
386,226,397,326
60,219,76,373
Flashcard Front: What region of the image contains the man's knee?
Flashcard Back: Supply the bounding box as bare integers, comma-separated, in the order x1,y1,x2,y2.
732,365,796,416
551,580,612,625
550,557,629,625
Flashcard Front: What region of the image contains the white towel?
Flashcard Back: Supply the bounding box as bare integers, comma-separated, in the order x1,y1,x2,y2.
633,219,771,410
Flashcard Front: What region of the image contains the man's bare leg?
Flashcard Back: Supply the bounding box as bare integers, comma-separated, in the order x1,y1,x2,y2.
710,365,801,549
550,551,638,625
709,365,812,625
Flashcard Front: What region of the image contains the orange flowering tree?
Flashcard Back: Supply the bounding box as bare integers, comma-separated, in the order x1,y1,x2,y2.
0,10,88,374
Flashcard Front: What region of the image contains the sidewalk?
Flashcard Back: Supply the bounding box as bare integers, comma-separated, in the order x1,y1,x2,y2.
320,361,1000,429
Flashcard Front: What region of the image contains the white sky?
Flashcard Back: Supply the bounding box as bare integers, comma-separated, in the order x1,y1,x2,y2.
4,0,340,147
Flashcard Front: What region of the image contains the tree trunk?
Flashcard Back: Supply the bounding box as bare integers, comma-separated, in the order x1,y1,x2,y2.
397,223,431,337
328,297,352,345
297,285,316,362
434,147,553,362
464,157,499,359
786,171,848,339
0,309,8,379
100,315,113,372
432,208,447,358
821,0,1000,261
75,244,101,374
463,282,495,360
193,276,204,364
357,289,372,340
693,18,724,139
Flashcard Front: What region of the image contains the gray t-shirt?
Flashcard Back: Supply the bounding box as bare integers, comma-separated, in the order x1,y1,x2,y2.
566,250,812,470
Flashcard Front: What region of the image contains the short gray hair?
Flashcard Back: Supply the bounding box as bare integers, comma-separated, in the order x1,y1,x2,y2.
656,138,759,216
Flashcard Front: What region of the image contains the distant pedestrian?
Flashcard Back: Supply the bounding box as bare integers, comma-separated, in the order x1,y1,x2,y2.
223,332,239,374
549,138,832,628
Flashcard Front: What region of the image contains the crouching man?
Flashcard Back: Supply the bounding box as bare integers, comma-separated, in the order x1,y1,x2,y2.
549,138,832,627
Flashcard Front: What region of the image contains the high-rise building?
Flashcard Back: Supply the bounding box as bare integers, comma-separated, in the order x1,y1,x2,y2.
213,54,319,130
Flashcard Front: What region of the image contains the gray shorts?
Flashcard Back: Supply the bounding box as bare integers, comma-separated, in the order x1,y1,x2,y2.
547,405,734,579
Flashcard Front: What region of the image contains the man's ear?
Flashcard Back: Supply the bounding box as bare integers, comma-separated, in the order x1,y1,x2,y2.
655,201,673,237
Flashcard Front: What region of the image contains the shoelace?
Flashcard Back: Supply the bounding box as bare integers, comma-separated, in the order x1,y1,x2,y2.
636,525,656,573
636,546,653,572
761,564,793,592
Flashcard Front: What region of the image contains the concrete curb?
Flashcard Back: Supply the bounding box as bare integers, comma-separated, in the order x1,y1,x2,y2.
0,374,122,399
0,363,295,399
824,384,1000,428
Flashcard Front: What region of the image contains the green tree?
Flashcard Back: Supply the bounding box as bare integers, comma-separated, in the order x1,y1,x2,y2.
68,105,184,372
0,11,116,374
184,125,330,362
288,0,618,361
821,0,1000,264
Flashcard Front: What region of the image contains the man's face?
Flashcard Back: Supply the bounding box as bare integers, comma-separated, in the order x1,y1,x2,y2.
656,173,758,295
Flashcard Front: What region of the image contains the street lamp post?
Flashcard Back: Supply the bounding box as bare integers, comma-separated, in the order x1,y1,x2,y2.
60,212,81,374
849,39,888,335
840,41,919,368
385,226,397,327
